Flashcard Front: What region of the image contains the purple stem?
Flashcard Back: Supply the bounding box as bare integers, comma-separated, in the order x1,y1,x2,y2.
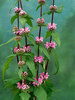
45,0,55,73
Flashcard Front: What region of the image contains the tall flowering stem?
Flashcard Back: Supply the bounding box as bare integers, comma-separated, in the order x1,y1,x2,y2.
37,4,42,80
45,0,55,73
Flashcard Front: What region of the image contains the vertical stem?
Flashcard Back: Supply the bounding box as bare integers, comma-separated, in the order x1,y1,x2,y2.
25,36,27,47
45,0,55,73
20,0,23,9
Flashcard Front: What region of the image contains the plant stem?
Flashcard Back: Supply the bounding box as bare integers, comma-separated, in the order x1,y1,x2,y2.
37,5,42,81
20,0,23,9
45,0,55,73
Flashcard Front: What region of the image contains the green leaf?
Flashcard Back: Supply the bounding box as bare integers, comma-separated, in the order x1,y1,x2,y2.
0,37,15,47
52,33,61,47
55,5,63,13
52,50,59,75
27,77,39,84
27,36,37,52
26,58,36,77
27,14,34,20
36,4,41,11
2,55,15,81
34,86,47,100
20,17,27,28
30,25,39,33
42,11,51,17
18,67,23,79
26,18,33,27
42,80,54,99
46,31,52,38
11,14,18,24
14,93,20,100
39,45,50,60
20,92,30,100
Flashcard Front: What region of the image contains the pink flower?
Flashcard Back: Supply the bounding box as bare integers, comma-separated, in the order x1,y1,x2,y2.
26,46,31,52
35,36,43,44
18,61,25,67
38,0,45,4
18,28,24,35
14,7,22,13
22,72,28,77
37,18,45,25
14,36,21,41
34,56,38,63
19,10,27,16
14,31,19,35
34,56,44,63
14,47,18,53
38,56,44,63
40,72,49,80
23,46,31,52
45,41,56,49
50,5,57,11
17,82,22,89
48,23,56,31
44,42,51,49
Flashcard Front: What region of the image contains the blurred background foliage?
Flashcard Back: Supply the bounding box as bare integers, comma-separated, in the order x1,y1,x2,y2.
0,0,75,100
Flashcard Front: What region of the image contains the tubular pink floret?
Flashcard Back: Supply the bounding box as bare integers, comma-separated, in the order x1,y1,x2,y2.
38,0,45,4
37,18,45,25
50,5,57,11
48,23,56,31
35,36,43,44
34,56,44,63
45,41,56,49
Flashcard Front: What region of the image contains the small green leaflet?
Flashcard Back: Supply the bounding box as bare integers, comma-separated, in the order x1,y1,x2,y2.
27,77,39,84
26,18,33,27
42,11,51,17
11,14,18,24
34,86,47,100
52,49,59,75
39,45,50,60
52,33,61,47
20,17,27,28
55,5,63,13
30,25,39,33
26,58,36,77
2,55,15,81
18,67,23,79
36,4,41,11
20,92,30,100
46,31,52,39
0,37,15,47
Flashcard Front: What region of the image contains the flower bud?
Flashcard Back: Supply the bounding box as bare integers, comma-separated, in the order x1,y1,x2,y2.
18,61,25,67
35,36,43,44
14,36,21,41
19,10,27,16
48,23,56,31
37,18,45,26
49,5,57,12
13,26,19,32
14,7,22,13
22,72,28,77
38,0,45,4
16,48,25,54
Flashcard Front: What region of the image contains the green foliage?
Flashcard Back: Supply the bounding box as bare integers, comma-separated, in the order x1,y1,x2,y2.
18,67,23,79
39,45,50,60
52,33,61,47
36,4,41,11
20,92,30,100
45,31,52,39
11,14,18,24
26,57,36,77
0,37,15,47
20,17,27,28
26,18,33,27
42,80,54,99
14,93,21,100
2,55,15,81
34,86,47,100
55,5,63,13
30,25,39,33
52,49,59,75
42,11,51,17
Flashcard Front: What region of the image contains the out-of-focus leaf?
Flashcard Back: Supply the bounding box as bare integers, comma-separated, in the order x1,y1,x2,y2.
52,49,59,75
11,14,18,24
26,18,33,27
46,31,52,39
34,86,47,100
55,5,63,13
39,45,50,60
52,33,61,47
20,17,27,28
36,4,41,11
0,37,15,47
18,67,23,79
2,55,15,81
30,25,39,33
20,92,30,100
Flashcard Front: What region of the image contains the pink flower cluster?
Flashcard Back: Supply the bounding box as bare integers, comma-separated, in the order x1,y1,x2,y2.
37,18,45,25
34,56,44,63
35,36,43,44
48,23,56,31
14,46,31,54
14,27,30,36
18,61,25,67
17,82,30,90
22,72,28,77
38,0,45,4
33,72,49,86
14,36,21,41
50,5,57,11
14,7,27,16
23,46,31,53
45,41,56,49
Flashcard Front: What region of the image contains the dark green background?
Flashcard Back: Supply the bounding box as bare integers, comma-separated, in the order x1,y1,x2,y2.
0,0,75,100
